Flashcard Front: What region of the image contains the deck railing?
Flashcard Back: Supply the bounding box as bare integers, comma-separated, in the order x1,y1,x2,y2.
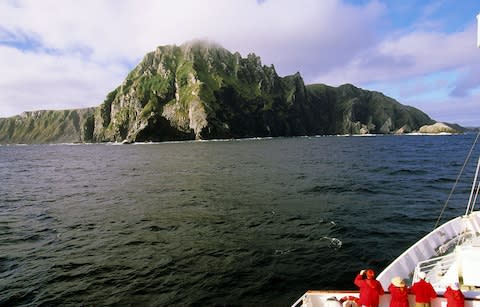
436,230,474,255
413,253,456,286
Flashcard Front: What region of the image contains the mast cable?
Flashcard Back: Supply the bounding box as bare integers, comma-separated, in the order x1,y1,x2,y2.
472,178,480,213
434,131,480,229
465,156,480,215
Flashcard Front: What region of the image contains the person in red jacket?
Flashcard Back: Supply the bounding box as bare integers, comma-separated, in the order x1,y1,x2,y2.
411,272,437,307
444,282,464,307
354,269,385,307
388,276,409,307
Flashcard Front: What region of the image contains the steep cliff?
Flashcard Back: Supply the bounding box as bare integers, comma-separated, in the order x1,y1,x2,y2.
306,83,435,134
89,41,320,142
0,41,443,144
0,108,94,144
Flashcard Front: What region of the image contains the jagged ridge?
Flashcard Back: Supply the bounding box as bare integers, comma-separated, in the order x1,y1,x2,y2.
0,41,441,144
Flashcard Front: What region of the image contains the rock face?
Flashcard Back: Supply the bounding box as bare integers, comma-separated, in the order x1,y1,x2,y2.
306,83,434,135
0,41,444,144
418,122,459,134
90,42,320,143
0,109,95,144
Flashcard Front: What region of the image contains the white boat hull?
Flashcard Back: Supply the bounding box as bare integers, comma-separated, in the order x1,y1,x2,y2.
292,131,480,307
293,290,480,307
377,211,480,297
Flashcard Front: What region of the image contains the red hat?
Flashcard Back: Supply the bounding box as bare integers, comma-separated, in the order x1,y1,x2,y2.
366,269,375,279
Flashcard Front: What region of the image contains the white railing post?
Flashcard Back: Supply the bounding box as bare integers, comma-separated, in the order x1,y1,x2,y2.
477,13,480,48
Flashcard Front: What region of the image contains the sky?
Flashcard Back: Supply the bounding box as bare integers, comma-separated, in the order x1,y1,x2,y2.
0,0,479,127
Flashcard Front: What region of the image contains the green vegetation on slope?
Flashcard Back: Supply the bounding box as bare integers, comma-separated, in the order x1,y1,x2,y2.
0,109,95,144
0,41,440,144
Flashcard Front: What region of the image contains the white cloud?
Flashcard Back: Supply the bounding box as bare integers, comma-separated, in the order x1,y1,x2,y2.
315,24,478,85
0,46,126,116
311,18,480,127
0,0,478,126
0,0,385,72
0,0,386,118
409,93,480,127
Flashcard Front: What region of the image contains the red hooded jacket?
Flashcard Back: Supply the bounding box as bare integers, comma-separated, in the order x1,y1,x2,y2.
388,283,409,307
411,279,436,303
354,274,385,307
444,286,464,307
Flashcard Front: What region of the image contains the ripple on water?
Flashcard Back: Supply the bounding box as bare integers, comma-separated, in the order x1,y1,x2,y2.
0,135,477,306
301,184,378,195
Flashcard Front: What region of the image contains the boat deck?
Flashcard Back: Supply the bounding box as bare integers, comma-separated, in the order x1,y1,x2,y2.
293,290,480,307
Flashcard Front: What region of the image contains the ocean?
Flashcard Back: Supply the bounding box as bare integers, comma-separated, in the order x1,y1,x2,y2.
1,134,479,306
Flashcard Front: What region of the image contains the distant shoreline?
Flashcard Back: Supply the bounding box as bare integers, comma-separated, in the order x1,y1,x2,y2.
0,132,471,147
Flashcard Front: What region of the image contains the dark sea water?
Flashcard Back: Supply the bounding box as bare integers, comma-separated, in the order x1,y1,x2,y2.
1,134,479,306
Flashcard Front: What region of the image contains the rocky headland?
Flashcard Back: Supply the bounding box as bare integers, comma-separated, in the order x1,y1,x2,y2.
0,41,463,144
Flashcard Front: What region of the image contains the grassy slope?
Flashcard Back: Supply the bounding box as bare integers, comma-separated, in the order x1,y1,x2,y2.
0,108,95,144
0,44,438,144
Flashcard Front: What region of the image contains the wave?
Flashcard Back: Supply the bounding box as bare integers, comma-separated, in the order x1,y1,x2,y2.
1,133,475,306
302,184,377,194
274,248,292,256
389,169,428,176
322,236,343,249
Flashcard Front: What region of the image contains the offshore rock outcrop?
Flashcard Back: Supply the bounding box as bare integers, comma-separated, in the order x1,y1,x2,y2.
418,122,460,134
0,41,448,144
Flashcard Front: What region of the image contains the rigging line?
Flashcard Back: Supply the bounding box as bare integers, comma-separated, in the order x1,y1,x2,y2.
472,177,480,214
466,156,480,215
455,178,480,249
434,131,480,229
